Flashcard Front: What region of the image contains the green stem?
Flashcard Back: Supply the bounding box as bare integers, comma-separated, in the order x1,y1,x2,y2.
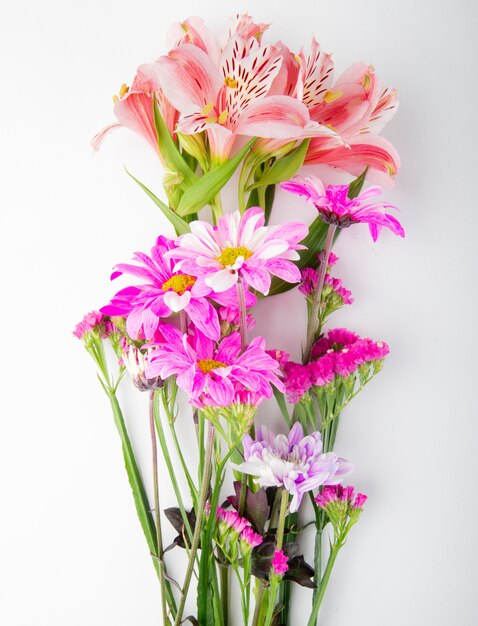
304,224,337,362
154,391,194,546
307,541,342,626
174,422,215,626
264,490,289,626
149,392,169,625
220,563,229,625
252,581,267,626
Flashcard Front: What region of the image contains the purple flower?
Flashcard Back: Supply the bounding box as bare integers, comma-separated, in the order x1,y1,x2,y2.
146,325,284,407
233,423,352,512
101,235,226,340
281,175,404,241
166,207,308,295
271,549,289,575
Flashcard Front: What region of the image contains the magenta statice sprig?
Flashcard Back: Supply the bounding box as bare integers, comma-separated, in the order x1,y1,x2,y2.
78,12,403,626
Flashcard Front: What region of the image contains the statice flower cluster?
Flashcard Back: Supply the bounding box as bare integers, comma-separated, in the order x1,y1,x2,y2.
283,328,389,404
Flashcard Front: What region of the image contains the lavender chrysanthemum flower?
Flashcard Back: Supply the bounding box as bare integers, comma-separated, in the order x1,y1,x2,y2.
281,175,404,241
146,325,284,407
234,422,352,512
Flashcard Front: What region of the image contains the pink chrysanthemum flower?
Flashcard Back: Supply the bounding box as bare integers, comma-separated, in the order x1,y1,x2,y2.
281,175,404,241
167,207,308,295
234,422,352,512
271,549,289,575
73,311,114,340
146,325,284,407
101,235,226,341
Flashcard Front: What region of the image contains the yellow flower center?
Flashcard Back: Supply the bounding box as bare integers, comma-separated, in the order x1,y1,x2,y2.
216,246,253,268
112,83,129,104
161,274,196,295
224,76,238,88
197,359,228,374
323,90,342,103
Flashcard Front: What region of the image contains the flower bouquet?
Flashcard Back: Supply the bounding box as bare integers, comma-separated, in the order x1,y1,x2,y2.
76,13,403,625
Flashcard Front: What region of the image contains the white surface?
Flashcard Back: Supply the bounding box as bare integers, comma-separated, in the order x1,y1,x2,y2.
1,1,477,624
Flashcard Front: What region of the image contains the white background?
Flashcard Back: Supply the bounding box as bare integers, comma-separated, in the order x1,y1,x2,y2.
1,0,477,624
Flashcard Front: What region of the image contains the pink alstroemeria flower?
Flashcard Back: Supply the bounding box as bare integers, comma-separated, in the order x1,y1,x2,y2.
100,236,222,340
281,175,404,241
155,31,339,161
167,207,308,295
273,39,399,184
92,63,178,155
146,326,284,407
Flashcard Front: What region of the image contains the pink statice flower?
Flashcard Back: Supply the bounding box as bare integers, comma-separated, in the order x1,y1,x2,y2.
310,328,389,377
283,361,313,403
234,422,352,512
315,485,367,532
146,325,284,407
219,306,255,337
271,549,289,575
167,207,308,295
281,176,404,241
240,526,264,549
299,253,353,311
216,508,250,535
101,235,225,341
73,311,114,340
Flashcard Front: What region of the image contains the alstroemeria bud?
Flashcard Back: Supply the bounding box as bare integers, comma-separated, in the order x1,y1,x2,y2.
122,346,164,392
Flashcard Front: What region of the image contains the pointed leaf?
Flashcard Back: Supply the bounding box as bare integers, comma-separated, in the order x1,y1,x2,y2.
228,482,270,533
126,169,191,235
347,165,369,199
153,95,198,188
177,139,256,216
247,139,311,190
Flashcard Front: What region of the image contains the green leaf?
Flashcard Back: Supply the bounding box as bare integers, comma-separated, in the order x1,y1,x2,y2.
126,169,191,235
176,139,256,216
247,139,311,190
153,95,198,188
267,217,336,296
347,165,368,199
273,388,291,426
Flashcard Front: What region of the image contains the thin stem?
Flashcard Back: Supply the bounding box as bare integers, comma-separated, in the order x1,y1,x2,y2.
154,390,194,546
307,541,342,626
220,563,229,625
264,490,289,626
252,581,267,626
304,225,337,362
149,391,169,625
174,422,215,626
236,275,248,351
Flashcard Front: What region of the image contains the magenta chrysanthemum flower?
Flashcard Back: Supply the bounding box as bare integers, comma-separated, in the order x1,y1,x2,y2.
73,311,113,339
146,325,284,407
271,549,289,575
101,235,232,341
167,207,308,295
234,422,352,512
281,175,404,241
